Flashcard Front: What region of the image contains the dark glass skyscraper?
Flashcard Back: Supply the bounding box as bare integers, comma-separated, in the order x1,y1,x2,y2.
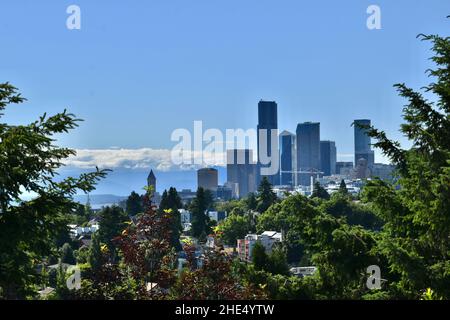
354,119,374,168
280,131,295,186
257,100,280,186
320,140,337,176
296,122,320,186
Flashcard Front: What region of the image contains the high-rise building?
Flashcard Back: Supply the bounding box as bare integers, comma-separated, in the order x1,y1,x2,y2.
280,131,296,186
197,168,218,191
336,161,354,175
354,158,371,179
216,185,233,201
320,141,337,177
296,122,320,186
226,149,257,198
257,100,280,186
354,119,375,168
147,169,156,191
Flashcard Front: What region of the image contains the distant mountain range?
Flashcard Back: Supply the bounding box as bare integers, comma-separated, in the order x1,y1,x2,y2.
73,194,127,208
59,166,227,201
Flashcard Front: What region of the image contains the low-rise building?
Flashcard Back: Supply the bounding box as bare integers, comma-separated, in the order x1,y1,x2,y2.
237,231,282,262
179,209,192,224
68,224,99,238
215,185,233,201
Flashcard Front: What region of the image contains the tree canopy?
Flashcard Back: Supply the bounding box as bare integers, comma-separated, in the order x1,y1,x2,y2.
0,83,107,299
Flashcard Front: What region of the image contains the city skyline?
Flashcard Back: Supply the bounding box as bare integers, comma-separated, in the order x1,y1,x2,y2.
2,1,448,175
1,1,447,304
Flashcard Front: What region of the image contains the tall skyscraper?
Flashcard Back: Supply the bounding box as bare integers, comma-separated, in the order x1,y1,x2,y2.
320,140,337,176
226,149,257,198
354,119,375,168
197,168,218,191
296,122,320,186
257,100,280,186
280,131,296,186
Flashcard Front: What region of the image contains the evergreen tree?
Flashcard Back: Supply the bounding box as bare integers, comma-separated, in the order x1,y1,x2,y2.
245,193,258,211
0,83,107,299
252,241,269,271
60,243,76,265
256,177,277,213
267,246,290,276
88,232,103,272
159,187,183,250
98,206,128,254
125,191,143,216
190,188,211,241
338,179,348,194
361,31,450,299
311,181,330,200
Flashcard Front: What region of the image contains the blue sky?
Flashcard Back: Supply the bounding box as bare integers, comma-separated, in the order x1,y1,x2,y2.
1,1,449,184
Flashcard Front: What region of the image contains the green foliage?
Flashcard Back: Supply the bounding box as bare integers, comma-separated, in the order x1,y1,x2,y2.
251,241,269,271
266,246,290,276
256,177,277,213
311,181,330,200
360,32,450,299
216,213,251,246
125,191,143,216
74,246,90,264
97,205,128,255
257,194,317,263
420,288,442,300
88,232,103,272
338,179,348,195
60,243,76,265
159,187,183,250
170,248,266,300
0,83,107,299
321,192,382,230
190,188,212,241
245,193,258,211
214,199,245,214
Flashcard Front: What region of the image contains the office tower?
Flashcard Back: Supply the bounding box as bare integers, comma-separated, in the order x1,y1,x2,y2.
354,158,371,179
354,119,375,168
197,168,218,191
216,185,233,201
257,100,280,186
336,161,354,175
226,149,257,198
280,131,296,186
147,169,156,191
296,122,320,186
320,141,337,177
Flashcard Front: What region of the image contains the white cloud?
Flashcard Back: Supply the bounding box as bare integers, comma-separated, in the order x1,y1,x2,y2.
65,148,391,172
64,148,227,171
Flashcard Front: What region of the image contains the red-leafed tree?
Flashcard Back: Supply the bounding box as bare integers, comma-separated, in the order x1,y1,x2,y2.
114,192,177,299
170,245,267,300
